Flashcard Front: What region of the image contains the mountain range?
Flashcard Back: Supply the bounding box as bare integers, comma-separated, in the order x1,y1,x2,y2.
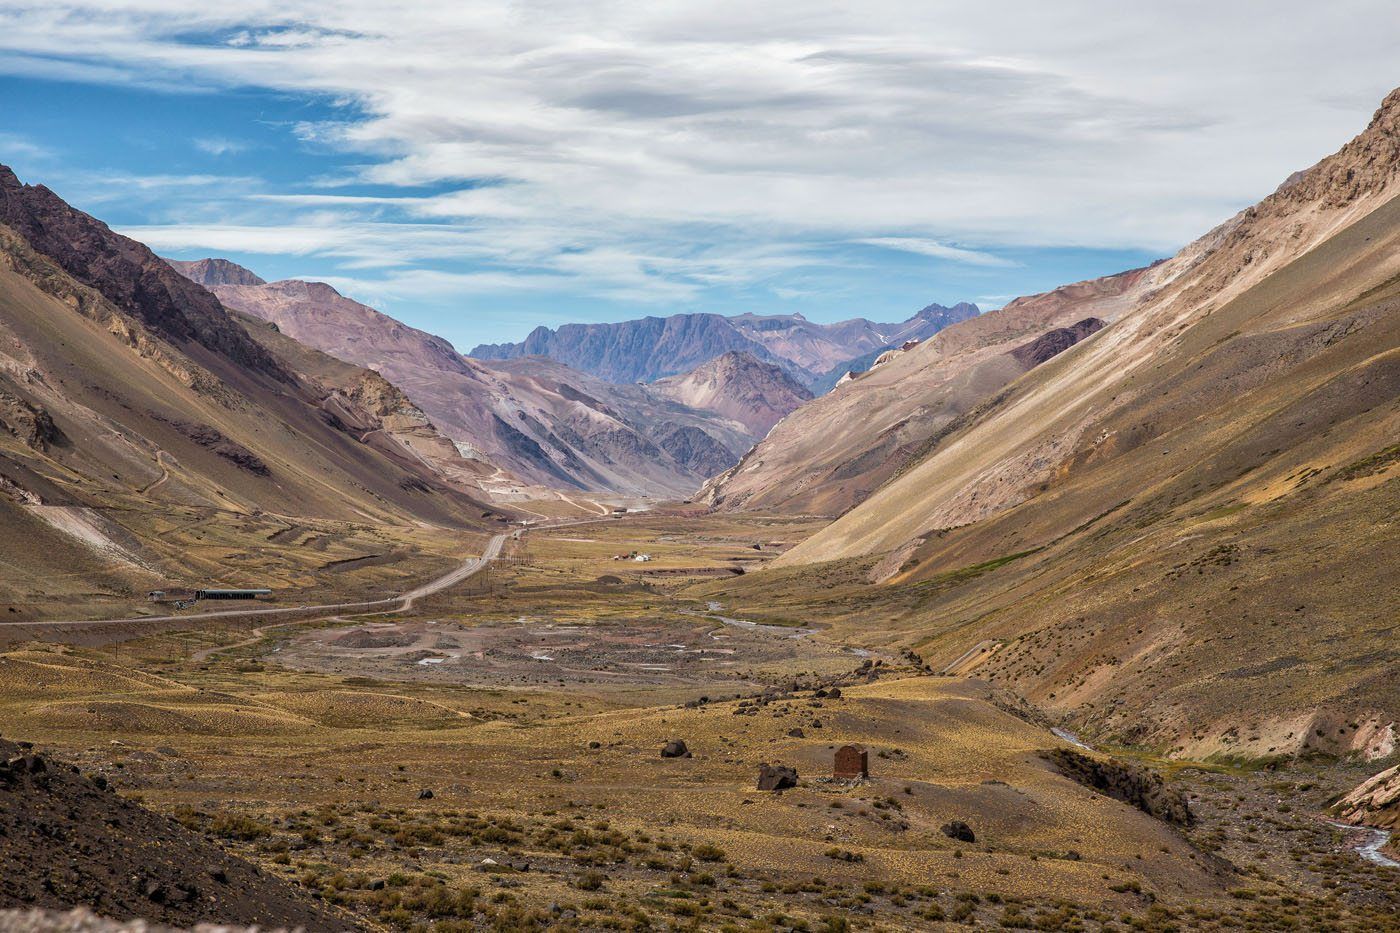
469,302,979,387
175,271,809,498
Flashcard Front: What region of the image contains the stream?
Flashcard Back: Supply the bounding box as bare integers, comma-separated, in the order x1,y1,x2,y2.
1324,820,1399,869
683,602,816,638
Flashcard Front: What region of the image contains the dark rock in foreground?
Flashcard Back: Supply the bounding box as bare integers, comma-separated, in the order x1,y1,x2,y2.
0,737,353,929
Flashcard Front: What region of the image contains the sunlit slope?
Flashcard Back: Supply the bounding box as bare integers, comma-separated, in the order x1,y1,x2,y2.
777,89,1400,568
701,91,1400,757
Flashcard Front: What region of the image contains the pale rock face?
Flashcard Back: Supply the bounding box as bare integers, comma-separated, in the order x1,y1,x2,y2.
1336,764,1400,832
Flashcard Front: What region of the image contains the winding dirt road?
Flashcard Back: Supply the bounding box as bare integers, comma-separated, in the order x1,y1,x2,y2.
2,531,512,630
7,512,619,632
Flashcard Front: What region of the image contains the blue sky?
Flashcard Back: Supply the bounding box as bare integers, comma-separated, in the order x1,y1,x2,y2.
0,3,1394,350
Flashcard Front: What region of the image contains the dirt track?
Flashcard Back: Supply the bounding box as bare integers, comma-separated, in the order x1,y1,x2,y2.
0,531,511,633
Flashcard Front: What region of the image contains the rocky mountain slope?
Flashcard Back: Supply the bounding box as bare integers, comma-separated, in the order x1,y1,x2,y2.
0,735,353,928
702,269,1137,515
470,303,978,388
190,274,768,497
650,351,813,436
712,88,1400,760
0,165,503,619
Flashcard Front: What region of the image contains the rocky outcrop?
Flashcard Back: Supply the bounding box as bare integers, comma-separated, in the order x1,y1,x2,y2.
756,763,798,790
1009,318,1105,368
148,415,270,476
1335,764,1400,832
1043,749,1192,826
940,820,976,842
0,390,59,451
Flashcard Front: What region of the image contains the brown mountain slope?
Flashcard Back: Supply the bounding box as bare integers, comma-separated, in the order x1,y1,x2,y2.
197,277,759,497
702,269,1144,515
0,166,500,620
232,310,512,500
707,88,1400,760
0,736,355,929
649,350,813,436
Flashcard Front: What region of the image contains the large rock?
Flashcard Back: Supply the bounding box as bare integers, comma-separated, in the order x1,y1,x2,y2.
661,740,692,759
941,820,976,843
1335,763,1400,831
757,763,798,791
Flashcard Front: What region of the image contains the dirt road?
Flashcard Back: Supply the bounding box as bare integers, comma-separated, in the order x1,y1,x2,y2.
3,531,512,629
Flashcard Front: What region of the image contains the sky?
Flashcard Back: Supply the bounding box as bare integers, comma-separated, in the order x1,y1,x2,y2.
0,2,1395,351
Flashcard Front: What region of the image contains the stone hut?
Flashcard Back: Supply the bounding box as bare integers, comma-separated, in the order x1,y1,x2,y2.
834,745,868,779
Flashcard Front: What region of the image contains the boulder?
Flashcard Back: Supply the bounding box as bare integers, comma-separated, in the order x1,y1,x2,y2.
757,763,798,791
661,740,692,759
941,820,976,843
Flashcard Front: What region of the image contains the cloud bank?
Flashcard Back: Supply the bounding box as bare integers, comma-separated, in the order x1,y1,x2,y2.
0,1,1393,314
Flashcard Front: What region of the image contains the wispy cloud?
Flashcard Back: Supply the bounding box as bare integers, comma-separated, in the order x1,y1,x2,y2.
857,238,1017,267
2,1,1393,328
0,132,50,161
193,136,250,156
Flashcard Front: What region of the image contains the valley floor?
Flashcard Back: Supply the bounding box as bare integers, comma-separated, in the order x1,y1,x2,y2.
2,512,1396,931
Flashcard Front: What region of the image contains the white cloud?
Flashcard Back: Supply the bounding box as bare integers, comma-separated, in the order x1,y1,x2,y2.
193,136,250,156
0,132,50,161
4,1,1396,304
857,238,1018,267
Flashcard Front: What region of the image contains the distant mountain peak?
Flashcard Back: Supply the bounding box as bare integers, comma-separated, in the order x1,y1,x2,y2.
164,257,265,287
651,350,812,437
